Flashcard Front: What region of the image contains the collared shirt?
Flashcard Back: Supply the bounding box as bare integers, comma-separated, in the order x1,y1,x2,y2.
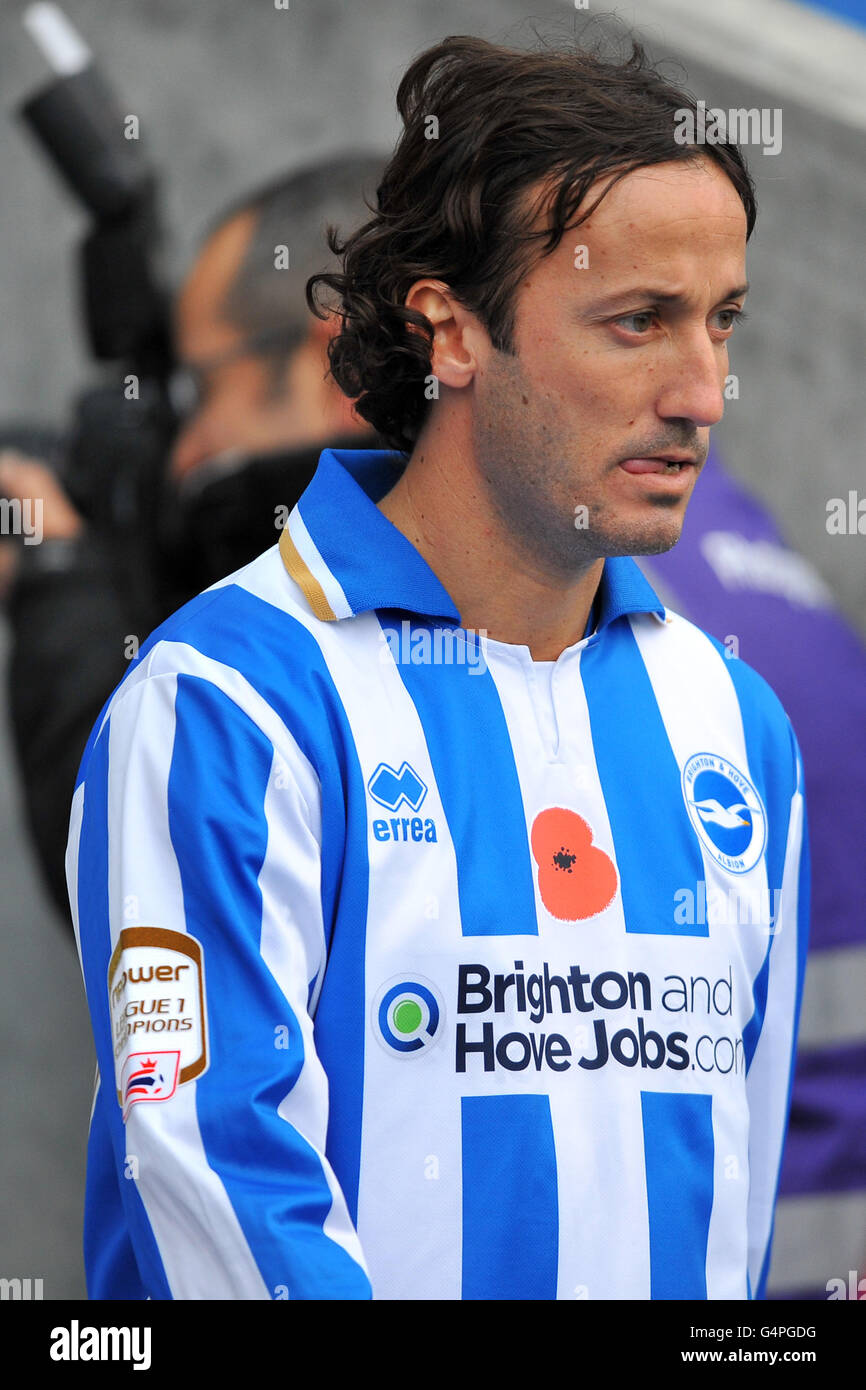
69,446,809,1301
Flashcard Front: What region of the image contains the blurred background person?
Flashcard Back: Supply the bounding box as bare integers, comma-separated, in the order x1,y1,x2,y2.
0,150,385,923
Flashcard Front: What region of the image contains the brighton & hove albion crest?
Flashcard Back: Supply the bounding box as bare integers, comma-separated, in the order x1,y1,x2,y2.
682,752,767,875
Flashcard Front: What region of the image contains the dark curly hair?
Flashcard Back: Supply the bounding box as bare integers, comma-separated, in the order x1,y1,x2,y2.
307,33,757,455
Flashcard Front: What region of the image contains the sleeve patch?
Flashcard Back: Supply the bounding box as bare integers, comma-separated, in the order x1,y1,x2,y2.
108,927,208,1120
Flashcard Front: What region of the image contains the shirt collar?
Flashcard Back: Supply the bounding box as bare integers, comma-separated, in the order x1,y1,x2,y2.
280,446,667,631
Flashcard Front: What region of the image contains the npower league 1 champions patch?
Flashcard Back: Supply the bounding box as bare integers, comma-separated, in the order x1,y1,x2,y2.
108,927,208,1121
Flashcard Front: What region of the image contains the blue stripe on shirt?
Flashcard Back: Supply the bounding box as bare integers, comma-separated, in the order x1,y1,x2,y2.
390,616,538,936
123,584,371,1221
641,1090,715,1299
77,722,172,1300
461,1093,559,1298
713,649,809,1298
580,620,708,937
712,649,805,1071
85,1083,149,1299
168,674,371,1298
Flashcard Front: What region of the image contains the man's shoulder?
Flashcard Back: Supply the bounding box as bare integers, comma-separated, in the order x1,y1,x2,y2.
80,541,361,780
128,542,330,684
658,607,797,756
79,546,318,744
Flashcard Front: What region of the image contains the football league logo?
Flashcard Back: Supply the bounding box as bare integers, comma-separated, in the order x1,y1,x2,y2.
682,752,766,875
120,1051,181,1120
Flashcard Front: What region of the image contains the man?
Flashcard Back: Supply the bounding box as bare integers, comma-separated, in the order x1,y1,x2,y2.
168,156,382,483
2,152,382,920
70,35,808,1300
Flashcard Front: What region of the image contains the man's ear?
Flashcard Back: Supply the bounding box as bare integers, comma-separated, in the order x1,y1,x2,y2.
404,280,480,390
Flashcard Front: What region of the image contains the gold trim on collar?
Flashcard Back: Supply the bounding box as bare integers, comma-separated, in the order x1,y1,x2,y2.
279,524,337,622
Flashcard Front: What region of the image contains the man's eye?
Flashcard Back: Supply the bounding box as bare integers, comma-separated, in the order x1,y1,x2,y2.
615,311,656,334
714,307,749,332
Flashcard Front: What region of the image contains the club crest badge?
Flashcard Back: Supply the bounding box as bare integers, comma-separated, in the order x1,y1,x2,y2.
682,752,767,875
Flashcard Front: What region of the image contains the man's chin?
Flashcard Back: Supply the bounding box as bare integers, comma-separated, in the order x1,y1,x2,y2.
633,534,683,557
599,520,685,559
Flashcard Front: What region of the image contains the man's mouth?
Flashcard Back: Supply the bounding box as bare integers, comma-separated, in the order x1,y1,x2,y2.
618,455,696,475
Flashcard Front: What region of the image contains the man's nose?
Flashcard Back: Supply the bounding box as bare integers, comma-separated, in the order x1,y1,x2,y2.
655,333,727,429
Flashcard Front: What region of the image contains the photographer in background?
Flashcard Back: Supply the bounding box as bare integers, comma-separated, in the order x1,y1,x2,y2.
0,151,384,923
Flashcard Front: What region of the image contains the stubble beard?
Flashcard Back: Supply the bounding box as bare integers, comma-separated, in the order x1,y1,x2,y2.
470,347,688,577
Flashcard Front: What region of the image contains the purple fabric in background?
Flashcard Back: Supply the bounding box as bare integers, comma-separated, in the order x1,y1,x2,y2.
785,1043,866,1196
640,445,866,1240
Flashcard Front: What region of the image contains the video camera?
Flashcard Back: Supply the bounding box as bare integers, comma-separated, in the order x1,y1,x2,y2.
9,2,180,597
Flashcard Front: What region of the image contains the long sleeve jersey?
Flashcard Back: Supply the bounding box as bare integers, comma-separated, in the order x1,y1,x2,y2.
68,446,810,1300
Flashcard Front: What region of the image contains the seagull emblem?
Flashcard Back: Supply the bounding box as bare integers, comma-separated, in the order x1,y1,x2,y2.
689,798,759,830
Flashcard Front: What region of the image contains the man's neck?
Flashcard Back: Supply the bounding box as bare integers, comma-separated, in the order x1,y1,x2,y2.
376,420,604,661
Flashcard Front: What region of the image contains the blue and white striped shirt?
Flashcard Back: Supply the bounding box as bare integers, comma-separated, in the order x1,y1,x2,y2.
68,446,809,1300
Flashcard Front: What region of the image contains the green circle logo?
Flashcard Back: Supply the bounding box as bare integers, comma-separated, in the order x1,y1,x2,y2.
393,999,423,1034
373,977,445,1057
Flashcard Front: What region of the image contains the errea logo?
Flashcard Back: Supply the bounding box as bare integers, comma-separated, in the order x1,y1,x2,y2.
368,761,427,811
368,761,438,844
